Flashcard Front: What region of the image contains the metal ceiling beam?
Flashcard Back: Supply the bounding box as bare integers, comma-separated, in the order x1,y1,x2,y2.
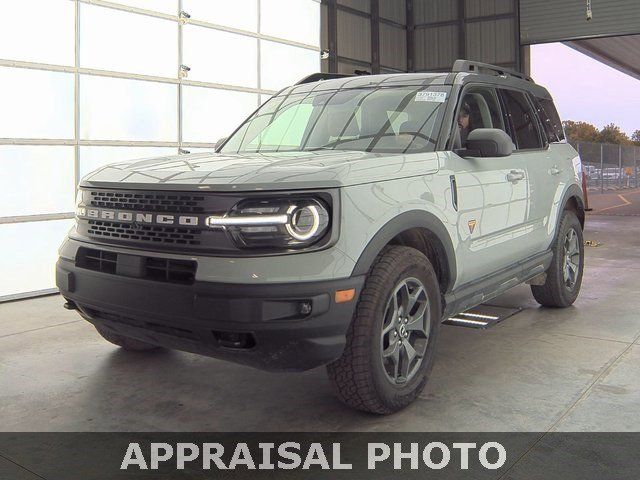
326,0,338,73
565,37,640,82
406,0,414,72
371,0,380,74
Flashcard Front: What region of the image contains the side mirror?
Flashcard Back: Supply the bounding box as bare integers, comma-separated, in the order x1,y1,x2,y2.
215,137,228,151
459,128,514,157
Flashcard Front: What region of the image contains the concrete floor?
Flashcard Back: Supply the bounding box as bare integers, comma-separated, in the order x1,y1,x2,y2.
588,187,640,215
1,214,639,432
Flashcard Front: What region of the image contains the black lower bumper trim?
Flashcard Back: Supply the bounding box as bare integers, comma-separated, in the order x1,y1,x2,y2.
56,258,364,372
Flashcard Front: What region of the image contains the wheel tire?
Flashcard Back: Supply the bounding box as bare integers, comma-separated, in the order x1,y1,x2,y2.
94,326,161,352
531,210,584,308
327,245,441,414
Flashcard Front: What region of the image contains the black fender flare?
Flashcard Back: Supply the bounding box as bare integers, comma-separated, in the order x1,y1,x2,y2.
351,210,457,293
557,183,585,230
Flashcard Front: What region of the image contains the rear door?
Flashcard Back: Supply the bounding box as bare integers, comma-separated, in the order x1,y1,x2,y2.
498,88,553,255
530,95,576,249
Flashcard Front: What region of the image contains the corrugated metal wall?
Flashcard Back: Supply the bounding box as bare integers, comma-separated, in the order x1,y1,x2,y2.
414,25,459,71
321,0,408,75
336,10,372,65
322,0,521,75
380,22,407,71
322,0,640,77
414,0,458,24
413,0,520,72
521,0,640,44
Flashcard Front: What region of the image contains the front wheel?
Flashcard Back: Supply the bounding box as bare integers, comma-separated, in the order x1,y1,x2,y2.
327,245,441,414
531,210,584,307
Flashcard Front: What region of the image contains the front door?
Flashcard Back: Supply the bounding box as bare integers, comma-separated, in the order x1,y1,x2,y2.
444,85,533,286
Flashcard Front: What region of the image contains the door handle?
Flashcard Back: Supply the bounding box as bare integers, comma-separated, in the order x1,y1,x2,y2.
506,170,525,183
549,165,562,175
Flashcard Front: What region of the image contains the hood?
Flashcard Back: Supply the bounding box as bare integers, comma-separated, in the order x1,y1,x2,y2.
80,150,440,192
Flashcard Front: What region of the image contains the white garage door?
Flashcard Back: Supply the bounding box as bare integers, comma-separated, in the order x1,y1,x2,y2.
0,0,320,300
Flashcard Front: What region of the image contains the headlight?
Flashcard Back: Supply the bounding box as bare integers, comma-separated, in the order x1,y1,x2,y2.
206,198,331,249
285,203,324,241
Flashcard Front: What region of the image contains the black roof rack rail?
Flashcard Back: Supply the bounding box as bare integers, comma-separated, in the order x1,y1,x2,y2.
295,73,354,85
452,59,533,82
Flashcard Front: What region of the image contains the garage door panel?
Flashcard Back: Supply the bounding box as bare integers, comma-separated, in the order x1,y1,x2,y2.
521,0,640,44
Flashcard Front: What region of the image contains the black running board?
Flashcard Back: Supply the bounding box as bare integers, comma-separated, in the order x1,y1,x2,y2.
443,250,552,318
444,304,522,329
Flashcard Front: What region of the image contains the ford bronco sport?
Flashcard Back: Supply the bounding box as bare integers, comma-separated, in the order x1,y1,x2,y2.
57,60,585,414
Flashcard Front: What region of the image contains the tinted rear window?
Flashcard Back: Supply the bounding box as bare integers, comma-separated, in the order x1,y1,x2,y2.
499,89,543,150
534,97,565,143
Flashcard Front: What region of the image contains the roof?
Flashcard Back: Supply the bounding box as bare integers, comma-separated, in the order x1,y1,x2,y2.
282,72,451,96
281,70,551,100
281,60,551,99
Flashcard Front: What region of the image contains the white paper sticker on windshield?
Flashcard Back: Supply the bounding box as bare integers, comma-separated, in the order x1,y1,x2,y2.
415,91,447,103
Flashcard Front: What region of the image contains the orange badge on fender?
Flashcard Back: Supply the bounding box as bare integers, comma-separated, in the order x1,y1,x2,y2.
468,219,477,234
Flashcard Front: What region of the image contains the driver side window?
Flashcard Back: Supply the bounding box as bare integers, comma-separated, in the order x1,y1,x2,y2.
453,86,506,149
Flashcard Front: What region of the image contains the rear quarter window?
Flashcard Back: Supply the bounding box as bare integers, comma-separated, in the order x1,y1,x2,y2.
533,97,565,143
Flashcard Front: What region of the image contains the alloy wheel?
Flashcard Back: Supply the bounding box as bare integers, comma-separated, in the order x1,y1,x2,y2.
380,277,430,385
563,228,581,289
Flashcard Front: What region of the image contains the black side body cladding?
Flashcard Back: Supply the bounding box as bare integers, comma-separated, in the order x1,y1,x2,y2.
351,210,457,294
443,183,584,317
443,250,553,318
350,185,584,319
558,183,586,230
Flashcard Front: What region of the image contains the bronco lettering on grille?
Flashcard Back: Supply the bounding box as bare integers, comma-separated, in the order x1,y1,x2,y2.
76,207,199,226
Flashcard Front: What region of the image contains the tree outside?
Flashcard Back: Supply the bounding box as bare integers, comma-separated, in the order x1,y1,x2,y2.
562,120,600,143
563,120,638,145
598,123,631,145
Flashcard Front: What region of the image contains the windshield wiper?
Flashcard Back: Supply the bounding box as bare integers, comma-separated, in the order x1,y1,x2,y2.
306,136,375,151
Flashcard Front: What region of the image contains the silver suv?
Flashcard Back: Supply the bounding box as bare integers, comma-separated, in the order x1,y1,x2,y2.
57,60,585,414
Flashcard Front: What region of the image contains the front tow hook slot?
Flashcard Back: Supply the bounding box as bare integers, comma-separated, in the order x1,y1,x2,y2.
212,331,256,349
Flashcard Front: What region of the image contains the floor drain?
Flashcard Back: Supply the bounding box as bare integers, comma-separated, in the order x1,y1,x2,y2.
444,304,522,329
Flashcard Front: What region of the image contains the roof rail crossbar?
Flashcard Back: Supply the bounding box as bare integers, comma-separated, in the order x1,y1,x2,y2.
295,73,354,85
452,59,533,82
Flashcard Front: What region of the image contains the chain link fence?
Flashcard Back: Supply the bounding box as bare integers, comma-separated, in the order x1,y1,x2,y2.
571,141,640,192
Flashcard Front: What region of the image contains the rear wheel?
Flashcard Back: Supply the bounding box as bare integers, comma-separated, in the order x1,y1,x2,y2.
531,210,584,307
327,245,441,414
94,326,161,352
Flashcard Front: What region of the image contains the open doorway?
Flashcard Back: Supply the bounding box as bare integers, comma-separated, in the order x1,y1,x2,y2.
531,42,640,215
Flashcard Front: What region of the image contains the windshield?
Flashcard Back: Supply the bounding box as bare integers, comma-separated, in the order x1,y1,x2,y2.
221,85,450,154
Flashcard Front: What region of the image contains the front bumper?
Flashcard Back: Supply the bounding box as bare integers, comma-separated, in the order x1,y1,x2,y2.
56,255,364,372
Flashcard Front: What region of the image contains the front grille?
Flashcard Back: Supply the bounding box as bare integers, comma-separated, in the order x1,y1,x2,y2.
89,190,206,213
145,257,197,284
77,188,243,253
87,220,201,246
76,188,335,255
76,248,117,274
76,248,197,285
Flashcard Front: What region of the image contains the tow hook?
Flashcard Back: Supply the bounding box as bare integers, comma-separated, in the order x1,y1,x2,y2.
63,300,78,311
